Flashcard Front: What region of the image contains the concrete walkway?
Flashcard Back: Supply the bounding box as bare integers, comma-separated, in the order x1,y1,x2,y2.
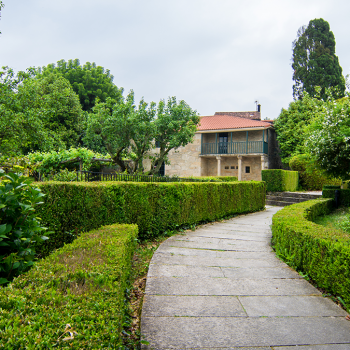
141,206,350,349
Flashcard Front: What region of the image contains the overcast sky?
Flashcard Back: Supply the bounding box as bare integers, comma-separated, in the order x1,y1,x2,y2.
1,0,349,119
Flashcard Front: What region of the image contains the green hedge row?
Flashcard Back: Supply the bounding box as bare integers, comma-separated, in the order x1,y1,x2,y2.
35,181,265,256
271,199,350,310
0,223,138,349
323,188,350,207
187,176,238,182
262,169,298,192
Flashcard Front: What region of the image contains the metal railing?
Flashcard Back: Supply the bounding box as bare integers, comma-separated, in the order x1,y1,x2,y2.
201,141,268,155
76,171,202,183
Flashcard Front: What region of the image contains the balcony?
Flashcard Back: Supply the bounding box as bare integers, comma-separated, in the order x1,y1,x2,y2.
201,141,268,155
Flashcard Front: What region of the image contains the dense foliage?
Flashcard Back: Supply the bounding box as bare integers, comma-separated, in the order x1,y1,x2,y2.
25,148,111,178
0,67,83,156
292,18,345,101
289,154,341,190
0,171,48,284
262,169,298,192
272,198,350,311
323,188,350,207
0,223,138,349
37,59,124,111
274,92,321,163
35,181,265,256
305,95,350,180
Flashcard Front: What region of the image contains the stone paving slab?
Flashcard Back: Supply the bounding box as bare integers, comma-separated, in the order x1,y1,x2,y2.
162,239,272,252
145,277,321,296
141,317,350,348
151,254,288,268
190,232,271,241
221,266,301,279
147,264,225,278
142,295,247,317
239,295,348,317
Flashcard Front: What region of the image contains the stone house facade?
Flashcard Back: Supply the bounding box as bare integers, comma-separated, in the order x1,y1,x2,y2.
162,110,280,181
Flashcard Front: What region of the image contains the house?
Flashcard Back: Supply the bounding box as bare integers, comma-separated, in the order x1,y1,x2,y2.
163,108,281,181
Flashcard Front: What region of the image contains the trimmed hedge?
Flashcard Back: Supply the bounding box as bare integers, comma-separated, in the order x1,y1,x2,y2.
262,169,299,192
35,181,265,256
0,223,138,349
272,199,350,310
323,188,350,207
186,176,238,182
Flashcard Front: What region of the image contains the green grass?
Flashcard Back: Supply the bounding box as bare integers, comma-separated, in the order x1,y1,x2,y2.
313,206,350,233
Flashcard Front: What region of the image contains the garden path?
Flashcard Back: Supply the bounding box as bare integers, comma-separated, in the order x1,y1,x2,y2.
141,206,350,349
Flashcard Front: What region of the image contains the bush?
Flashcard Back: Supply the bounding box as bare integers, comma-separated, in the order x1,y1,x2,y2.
0,223,137,349
323,188,350,207
0,171,49,284
184,176,238,182
272,199,350,311
35,181,265,256
262,169,298,192
289,154,341,190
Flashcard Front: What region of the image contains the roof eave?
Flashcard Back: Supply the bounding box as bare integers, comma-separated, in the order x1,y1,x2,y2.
197,126,273,133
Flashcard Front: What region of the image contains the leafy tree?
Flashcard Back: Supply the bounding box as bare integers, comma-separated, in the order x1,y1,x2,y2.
0,67,84,156
305,94,350,180
292,18,345,101
274,92,321,163
85,94,199,174
149,97,200,175
37,59,123,111
85,92,157,174
0,67,51,157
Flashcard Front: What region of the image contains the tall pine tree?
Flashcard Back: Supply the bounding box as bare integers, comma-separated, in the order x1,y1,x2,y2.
292,18,345,101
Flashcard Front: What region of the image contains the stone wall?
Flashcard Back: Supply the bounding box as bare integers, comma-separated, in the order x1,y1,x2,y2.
165,134,202,177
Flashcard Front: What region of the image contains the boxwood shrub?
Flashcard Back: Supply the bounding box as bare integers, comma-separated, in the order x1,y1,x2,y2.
262,169,298,192
271,198,350,310
35,181,265,256
0,223,138,349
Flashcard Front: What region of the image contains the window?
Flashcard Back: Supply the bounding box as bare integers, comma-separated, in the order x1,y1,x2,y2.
245,166,250,173
230,166,235,169
225,166,229,169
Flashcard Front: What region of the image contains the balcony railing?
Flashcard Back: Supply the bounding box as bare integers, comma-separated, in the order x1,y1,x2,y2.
201,141,268,155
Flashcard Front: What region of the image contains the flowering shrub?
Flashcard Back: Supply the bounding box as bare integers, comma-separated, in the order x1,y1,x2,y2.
305,93,350,180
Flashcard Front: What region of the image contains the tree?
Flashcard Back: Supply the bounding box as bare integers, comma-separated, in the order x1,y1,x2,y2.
292,18,345,101
85,94,199,174
84,91,138,173
0,67,51,157
149,97,200,175
0,67,84,157
19,72,84,150
274,92,321,163
304,94,350,180
37,59,123,111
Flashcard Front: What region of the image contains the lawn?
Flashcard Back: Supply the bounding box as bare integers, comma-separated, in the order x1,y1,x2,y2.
313,206,350,234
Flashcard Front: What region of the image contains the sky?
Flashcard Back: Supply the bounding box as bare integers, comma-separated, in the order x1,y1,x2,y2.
1,0,349,120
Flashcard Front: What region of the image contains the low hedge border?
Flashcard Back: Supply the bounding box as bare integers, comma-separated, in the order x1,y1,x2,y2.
186,176,238,182
271,198,350,310
36,181,265,256
0,223,138,349
323,188,350,207
262,169,298,192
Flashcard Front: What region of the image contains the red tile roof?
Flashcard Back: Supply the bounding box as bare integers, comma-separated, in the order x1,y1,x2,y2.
198,114,272,131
